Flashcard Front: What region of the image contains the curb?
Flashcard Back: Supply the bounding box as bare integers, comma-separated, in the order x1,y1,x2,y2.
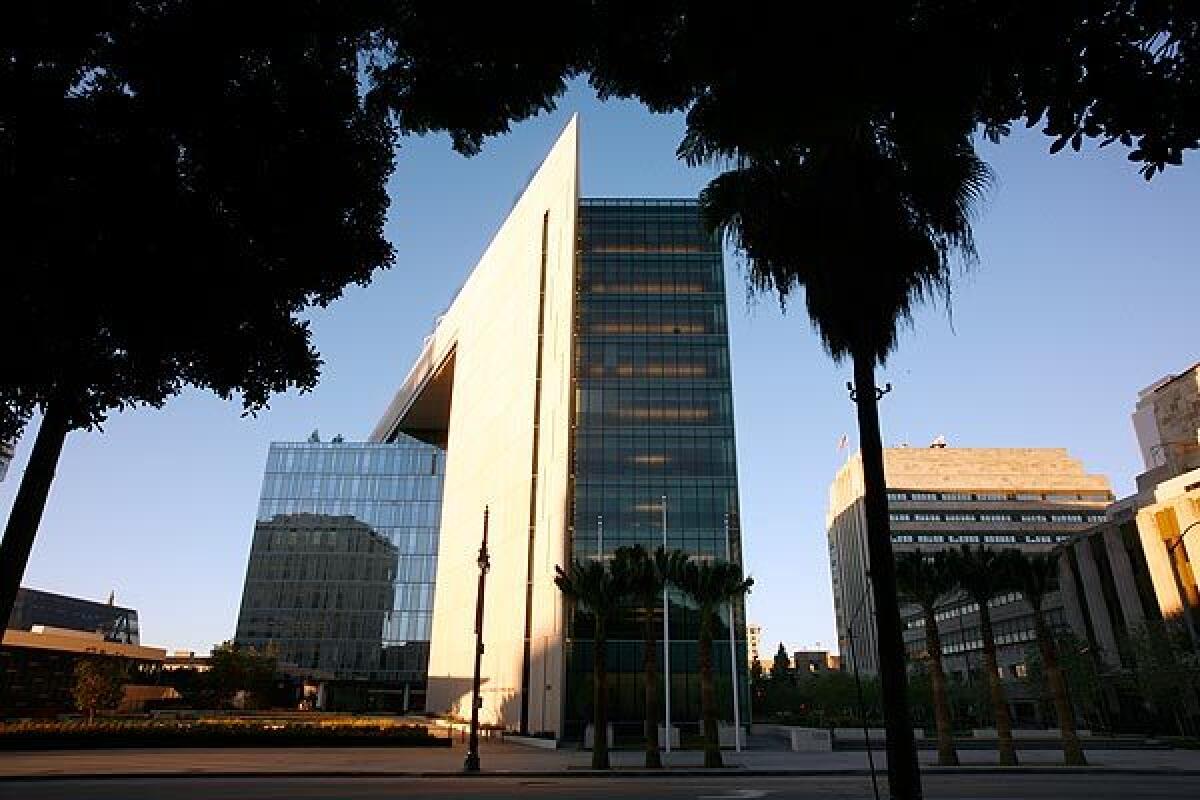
4,767,1200,781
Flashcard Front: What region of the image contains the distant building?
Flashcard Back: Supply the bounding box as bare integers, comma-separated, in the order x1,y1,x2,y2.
826,446,1112,726
1132,362,1200,480
0,439,12,482
748,623,763,666
792,649,837,676
1,589,163,717
234,437,444,712
7,587,139,645
163,650,212,672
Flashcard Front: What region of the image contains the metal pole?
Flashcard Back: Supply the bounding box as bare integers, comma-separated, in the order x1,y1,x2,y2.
662,494,671,754
848,617,881,800
464,506,491,773
725,513,742,752
597,514,603,560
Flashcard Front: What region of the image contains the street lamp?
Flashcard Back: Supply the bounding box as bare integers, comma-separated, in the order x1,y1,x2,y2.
464,506,491,773
1166,519,1200,555
1165,519,1200,647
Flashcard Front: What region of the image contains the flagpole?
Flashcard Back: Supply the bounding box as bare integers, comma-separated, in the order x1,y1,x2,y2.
725,513,742,752
662,494,671,754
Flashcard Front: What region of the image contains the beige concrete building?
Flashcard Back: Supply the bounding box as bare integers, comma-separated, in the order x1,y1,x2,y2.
372,118,747,738
827,446,1112,684
373,118,579,735
1132,362,1200,480
748,622,762,666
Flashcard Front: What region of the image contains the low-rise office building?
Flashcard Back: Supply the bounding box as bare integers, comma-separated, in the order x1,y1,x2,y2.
1,590,165,717
827,445,1112,724
7,587,139,645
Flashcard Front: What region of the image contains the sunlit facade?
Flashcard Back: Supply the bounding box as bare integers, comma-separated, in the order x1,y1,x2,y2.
372,118,748,737
234,437,443,711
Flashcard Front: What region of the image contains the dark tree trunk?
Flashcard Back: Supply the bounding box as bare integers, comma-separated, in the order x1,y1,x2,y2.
1035,609,1086,765
0,403,72,630
924,605,959,766
643,601,662,768
698,609,722,768
592,615,609,770
979,605,1017,765
853,353,922,798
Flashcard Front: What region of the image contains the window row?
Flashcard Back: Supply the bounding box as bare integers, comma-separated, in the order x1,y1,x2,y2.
259,473,444,503
889,511,1104,524
257,500,442,530
580,255,723,287
887,489,1111,503
575,387,734,428
575,434,736,478
893,533,1071,545
266,445,441,476
576,340,731,382
579,300,726,336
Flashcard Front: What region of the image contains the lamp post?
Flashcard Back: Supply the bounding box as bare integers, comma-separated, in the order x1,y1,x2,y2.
1166,519,1200,645
463,506,491,773
1166,519,1200,555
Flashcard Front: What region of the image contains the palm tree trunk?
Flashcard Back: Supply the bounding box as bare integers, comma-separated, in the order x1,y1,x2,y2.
0,402,72,630
593,615,609,770
852,352,922,798
1034,609,1086,765
924,606,959,766
698,609,722,768
979,606,1017,765
643,602,662,768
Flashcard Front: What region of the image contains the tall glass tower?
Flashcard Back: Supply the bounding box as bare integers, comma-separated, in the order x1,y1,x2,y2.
372,118,747,737
234,436,444,711
566,198,746,737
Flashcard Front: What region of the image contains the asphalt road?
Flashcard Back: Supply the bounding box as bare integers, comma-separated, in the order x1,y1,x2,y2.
0,774,1195,800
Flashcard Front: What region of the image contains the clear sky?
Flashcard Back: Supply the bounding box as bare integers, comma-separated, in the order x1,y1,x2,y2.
3,80,1198,657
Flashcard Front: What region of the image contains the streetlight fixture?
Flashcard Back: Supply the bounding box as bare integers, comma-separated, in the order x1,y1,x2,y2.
463,506,491,773
1166,519,1200,555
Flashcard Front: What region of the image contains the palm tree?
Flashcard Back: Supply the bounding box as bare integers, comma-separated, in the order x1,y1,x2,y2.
1008,550,1087,765
895,550,961,766
612,545,689,768
674,556,753,768
950,545,1019,765
684,111,992,796
554,557,624,769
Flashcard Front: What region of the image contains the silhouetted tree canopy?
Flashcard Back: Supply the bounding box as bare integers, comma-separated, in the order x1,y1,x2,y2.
0,1,395,440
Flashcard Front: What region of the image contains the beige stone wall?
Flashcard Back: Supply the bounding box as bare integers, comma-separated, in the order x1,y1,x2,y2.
378,119,579,731
880,447,1112,494
1135,466,1200,620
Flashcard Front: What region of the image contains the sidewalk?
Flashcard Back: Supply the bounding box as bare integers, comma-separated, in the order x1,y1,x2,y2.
3,739,1200,779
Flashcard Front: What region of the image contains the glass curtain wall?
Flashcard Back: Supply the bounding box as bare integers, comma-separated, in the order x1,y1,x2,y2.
235,437,443,710
565,198,748,738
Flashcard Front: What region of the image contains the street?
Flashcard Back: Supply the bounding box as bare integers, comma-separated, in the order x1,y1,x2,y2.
1,774,1196,800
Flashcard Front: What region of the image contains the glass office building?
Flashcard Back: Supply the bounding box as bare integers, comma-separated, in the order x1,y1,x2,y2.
234,437,443,710
565,199,747,737
372,118,748,737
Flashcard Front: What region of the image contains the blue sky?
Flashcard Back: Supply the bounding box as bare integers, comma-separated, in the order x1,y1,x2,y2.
3,81,1198,657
